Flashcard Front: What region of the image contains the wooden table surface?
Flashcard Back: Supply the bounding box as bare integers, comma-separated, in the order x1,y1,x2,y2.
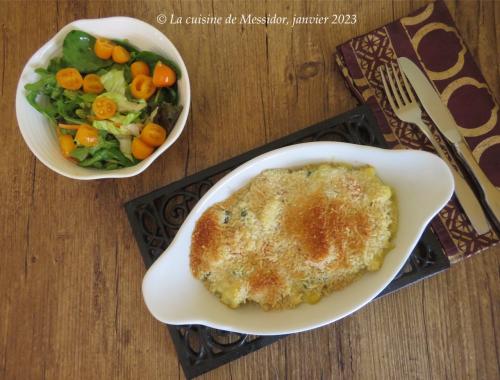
1,0,499,379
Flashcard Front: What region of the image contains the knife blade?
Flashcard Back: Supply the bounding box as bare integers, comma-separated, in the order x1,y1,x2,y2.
398,57,500,227
398,58,462,143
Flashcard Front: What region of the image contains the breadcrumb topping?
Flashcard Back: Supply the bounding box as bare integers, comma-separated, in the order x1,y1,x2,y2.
190,164,397,310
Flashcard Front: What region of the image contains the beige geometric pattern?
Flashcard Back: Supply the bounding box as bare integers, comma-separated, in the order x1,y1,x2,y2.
401,5,500,175
411,23,466,81
441,77,499,139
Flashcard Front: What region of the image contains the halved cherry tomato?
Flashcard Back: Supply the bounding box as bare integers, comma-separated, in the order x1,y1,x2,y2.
130,74,156,100
59,134,76,157
56,68,83,90
83,74,104,94
152,62,176,87
140,123,167,147
130,61,150,78
112,45,130,63
131,137,154,160
94,38,115,59
92,97,117,120
75,124,99,147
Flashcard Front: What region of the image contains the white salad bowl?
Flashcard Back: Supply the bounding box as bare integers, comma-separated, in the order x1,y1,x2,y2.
16,17,190,180
142,142,454,335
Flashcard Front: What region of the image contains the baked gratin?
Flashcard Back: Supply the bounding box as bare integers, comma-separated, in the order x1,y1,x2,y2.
190,164,397,310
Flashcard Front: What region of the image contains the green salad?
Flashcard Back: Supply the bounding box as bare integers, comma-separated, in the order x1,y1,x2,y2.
25,30,182,170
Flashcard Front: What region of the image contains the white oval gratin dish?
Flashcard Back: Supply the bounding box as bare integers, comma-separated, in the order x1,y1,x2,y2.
16,17,190,180
142,142,454,335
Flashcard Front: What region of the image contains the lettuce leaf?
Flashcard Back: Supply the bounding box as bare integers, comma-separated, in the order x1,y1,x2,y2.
109,111,141,125
97,92,146,113
70,130,134,168
62,30,113,73
116,135,133,160
24,68,59,122
78,147,133,168
100,69,127,96
93,120,130,136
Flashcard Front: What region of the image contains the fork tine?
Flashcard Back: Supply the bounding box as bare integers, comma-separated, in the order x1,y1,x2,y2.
397,60,416,102
379,66,397,112
391,62,409,105
385,64,403,108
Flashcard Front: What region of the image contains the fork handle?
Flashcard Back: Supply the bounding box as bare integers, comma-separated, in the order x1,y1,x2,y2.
414,120,491,235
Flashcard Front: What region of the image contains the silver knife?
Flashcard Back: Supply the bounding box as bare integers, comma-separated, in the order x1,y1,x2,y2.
399,57,500,228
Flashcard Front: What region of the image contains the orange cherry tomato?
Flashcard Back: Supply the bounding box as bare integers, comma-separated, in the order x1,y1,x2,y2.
130,61,150,78
59,134,76,157
94,38,115,59
131,137,154,160
92,97,117,120
75,124,99,147
140,123,167,147
56,68,83,90
130,74,156,100
152,62,176,87
83,74,104,94
111,45,130,63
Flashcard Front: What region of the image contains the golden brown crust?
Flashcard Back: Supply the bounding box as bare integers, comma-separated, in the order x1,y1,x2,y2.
190,163,396,310
190,209,221,277
249,270,284,308
283,193,371,265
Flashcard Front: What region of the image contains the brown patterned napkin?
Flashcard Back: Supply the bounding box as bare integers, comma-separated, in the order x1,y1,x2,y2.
335,0,499,263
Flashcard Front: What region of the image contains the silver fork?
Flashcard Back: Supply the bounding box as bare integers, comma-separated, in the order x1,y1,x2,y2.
379,62,490,235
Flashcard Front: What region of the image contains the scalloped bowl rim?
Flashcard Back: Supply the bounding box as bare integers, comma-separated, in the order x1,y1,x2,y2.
15,16,191,180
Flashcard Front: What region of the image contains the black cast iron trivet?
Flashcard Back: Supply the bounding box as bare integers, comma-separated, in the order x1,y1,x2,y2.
125,105,450,379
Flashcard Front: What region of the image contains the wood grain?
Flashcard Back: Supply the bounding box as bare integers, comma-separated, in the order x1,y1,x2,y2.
0,1,499,379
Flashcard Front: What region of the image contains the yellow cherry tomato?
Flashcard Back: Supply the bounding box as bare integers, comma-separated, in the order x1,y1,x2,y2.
140,123,167,147
111,45,130,63
56,68,83,90
130,74,156,100
130,61,150,78
92,97,117,120
59,134,76,157
75,124,99,147
131,137,154,160
152,61,176,87
83,74,104,94
94,38,115,59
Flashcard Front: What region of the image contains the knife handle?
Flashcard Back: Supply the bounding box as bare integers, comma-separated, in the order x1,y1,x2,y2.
455,140,500,225
414,120,491,235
